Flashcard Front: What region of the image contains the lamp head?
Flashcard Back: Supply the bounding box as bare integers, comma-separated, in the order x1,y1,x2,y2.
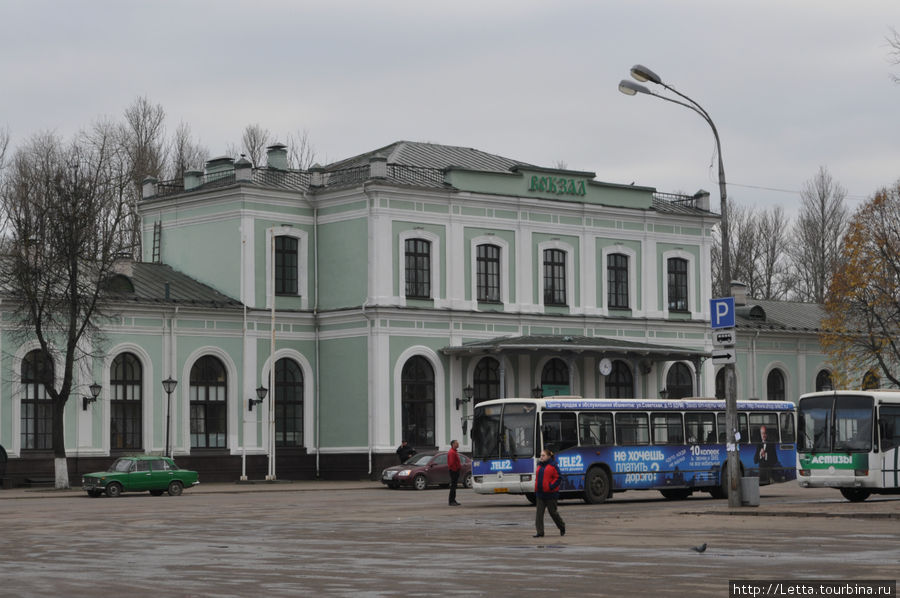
630,64,661,84
618,80,651,96
162,377,178,394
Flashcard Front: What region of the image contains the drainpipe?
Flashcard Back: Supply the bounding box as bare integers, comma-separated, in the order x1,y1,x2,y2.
362,297,373,475
313,206,321,478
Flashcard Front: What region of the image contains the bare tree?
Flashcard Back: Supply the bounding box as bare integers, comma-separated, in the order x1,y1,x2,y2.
287,128,317,170
169,122,209,180
789,166,849,303
755,206,793,299
887,27,900,83
0,126,9,171
0,129,132,488
121,97,167,257
712,201,757,295
241,123,271,167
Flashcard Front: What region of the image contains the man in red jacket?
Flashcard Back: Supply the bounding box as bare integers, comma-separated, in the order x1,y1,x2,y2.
534,448,565,537
448,439,461,506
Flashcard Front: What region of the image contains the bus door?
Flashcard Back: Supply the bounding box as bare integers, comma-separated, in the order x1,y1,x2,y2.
879,405,900,488
540,412,579,490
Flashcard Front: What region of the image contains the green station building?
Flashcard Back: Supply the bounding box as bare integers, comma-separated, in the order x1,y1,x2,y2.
0,141,833,485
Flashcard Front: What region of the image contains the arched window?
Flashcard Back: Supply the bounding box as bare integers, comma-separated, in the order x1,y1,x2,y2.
605,360,633,398
862,370,879,390
111,352,142,450
401,356,435,447
275,358,303,448
666,363,693,399
190,356,227,449
21,349,54,450
476,244,501,303
715,368,726,400
275,235,299,295
473,357,500,405
815,370,832,392
541,358,569,396
767,369,785,401
405,239,431,299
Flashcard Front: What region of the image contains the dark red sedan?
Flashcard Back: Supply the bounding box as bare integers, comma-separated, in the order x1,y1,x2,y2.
381,451,473,490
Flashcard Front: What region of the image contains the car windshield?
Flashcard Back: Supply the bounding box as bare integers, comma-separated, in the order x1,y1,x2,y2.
406,454,433,467
107,459,134,473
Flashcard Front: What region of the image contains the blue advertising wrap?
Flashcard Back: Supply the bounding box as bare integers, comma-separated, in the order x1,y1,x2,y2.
473,458,535,475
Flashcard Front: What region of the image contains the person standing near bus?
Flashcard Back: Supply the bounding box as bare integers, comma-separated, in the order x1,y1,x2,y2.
534,448,565,537
448,439,461,506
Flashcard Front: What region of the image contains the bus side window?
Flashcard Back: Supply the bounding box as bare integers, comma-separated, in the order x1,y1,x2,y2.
880,406,900,452
615,413,649,445
779,412,795,443
738,414,749,444
542,412,578,452
749,413,780,443
579,412,613,446
686,412,715,444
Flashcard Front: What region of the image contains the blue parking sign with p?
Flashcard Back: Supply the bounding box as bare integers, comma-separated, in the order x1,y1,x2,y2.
710,297,735,329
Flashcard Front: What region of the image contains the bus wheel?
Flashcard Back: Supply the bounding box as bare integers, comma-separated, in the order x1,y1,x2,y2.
660,489,692,500
525,493,536,505
583,468,610,504
840,488,871,502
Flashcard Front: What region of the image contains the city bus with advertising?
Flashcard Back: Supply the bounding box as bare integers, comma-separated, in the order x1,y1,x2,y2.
797,390,900,502
470,396,797,502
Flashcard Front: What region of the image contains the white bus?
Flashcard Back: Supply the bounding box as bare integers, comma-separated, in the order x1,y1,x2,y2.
471,396,797,502
797,390,900,501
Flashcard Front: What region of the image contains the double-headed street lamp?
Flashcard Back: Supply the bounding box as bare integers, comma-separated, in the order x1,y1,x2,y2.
619,64,741,507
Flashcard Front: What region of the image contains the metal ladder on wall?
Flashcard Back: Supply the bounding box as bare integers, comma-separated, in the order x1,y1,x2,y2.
152,221,162,263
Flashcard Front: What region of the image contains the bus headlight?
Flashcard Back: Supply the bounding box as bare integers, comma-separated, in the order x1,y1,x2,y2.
521,475,532,482
854,469,868,476
474,476,483,484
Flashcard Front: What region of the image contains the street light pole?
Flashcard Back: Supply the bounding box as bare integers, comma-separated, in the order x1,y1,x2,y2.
162,377,178,459
619,65,741,507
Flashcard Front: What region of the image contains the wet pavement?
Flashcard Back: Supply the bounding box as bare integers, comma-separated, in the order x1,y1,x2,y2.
0,481,897,597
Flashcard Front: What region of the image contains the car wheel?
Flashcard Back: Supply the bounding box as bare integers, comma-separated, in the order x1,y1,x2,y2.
840,488,871,502
583,467,610,504
105,483,123,498
413,474,428,491
168,481,184,496
463,472,473,489
149,490,164,496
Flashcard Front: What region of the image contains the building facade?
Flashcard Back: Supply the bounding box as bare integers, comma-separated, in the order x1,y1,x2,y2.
0,141,830,485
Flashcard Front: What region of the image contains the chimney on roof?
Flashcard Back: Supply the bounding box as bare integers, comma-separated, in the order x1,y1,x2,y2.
205,156,235,179
234,155,252,182
309,163,324,187
111,254,134,277
693,189,710,211
266,143,288,170
731,281,748,306
142,176,158,199
184,169,203,191
369,155,387,179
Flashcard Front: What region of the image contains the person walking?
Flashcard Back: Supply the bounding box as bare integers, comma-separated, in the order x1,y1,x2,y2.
448,439,461,506
534,448,565,537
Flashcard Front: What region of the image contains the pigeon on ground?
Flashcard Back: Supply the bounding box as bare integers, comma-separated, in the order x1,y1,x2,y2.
691,543,708,553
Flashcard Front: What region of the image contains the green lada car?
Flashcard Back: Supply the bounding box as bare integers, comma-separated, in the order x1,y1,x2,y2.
82,456,199,497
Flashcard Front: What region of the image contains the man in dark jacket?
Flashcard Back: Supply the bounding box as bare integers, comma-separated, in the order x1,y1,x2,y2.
396,440,416,464
448,439,461,506
534,448,565,537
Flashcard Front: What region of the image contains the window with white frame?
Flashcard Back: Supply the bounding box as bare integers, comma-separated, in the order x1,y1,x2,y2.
405,238,431,299
607,253,629,309
476,244,501,303
543,248,567,306
667,257,689,312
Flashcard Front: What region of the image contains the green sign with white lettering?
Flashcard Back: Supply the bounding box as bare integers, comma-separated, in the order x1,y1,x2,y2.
798,453,868,470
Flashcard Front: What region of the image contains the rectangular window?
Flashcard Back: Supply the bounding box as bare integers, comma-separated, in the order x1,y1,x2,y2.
667,257,688,312
615,412,650,445
685,412,717,444
405,238,431,299
651,413,684,444
579,412,614,445
543,248,567,306
607,253,629,308
541,412,578,452
476,244,501,302
275,236,298,295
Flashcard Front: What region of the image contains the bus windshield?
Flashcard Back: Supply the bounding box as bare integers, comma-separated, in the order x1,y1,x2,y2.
798,395,874,453
472,402,536,459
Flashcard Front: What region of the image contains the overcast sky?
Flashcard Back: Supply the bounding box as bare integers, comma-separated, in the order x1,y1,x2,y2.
3,1,900,217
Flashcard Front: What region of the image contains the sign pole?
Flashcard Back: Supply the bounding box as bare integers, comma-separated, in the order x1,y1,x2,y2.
711,297,742,507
